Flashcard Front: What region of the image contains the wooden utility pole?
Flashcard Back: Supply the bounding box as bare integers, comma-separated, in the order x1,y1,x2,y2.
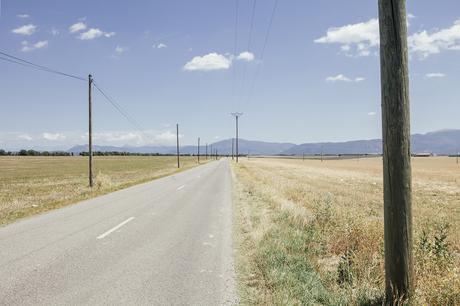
176,124,180,168
321,145,323,162
88,74,93,188
206,143,208,160
302,153,305,161
379,0,413,302
197,137,200,164
231,112,243,163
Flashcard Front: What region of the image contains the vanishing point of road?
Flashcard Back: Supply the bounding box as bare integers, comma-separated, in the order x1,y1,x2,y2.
0,159,237,305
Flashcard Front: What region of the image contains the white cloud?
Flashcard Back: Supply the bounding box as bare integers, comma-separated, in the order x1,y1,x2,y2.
326,74,351,82
94,132,142,143
316,18,460,59
78,28,115,40
43,133,66,141
1,130,185,149
183,52,232,71
69,21,115,40
157,43,167,49
21,40,48,52
326,74,365,83
368,112,377,116
69,22,87,33
425,73,446,79
115,46,129,54
315,19,379,57
50,28,60,36
17,14,29,18
93,130,178,146
18,134,32,141
409,20,460,58
154,131,176,142
236,51,255,62
12,24,37,36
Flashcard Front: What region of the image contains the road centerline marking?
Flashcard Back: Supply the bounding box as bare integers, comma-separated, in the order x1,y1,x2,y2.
97,217,135,240
177,185,185,191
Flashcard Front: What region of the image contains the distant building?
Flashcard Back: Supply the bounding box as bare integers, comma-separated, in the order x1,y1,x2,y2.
412,152,433,157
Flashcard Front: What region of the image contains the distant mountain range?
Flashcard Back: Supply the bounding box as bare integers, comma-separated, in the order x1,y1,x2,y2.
68,129,460,156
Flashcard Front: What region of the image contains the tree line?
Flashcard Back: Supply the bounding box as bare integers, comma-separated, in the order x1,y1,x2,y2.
0,149,72,156
0,149,193,157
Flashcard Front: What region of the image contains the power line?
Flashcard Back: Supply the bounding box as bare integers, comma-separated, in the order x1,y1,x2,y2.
246,0,258,52
1,49,155,148
244,0,279,106
0,56,38,69
231,0,240,111
237,0,258,110
0,50,86,81
92,82,146,132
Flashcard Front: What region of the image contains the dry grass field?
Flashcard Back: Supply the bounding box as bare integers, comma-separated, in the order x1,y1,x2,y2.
0,156,200,225
232,157,459,305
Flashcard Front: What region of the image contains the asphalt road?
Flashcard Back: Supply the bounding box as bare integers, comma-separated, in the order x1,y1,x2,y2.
0,159,237,305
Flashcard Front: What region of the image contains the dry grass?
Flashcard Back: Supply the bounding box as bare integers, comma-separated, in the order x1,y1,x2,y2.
232,157,460,305
0,156,200,225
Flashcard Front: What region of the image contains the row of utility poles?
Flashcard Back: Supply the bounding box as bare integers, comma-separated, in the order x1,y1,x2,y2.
88,78,244,186
86,1,412,302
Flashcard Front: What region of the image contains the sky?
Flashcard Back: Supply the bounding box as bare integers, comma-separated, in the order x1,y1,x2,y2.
0,0,459,150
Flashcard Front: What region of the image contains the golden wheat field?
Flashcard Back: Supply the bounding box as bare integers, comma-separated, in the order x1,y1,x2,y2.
0,156,199,225
232,157,459,305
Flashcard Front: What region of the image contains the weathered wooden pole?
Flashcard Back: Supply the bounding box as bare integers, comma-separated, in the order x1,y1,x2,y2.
378,0,413,302
231,112,243,163
88,74,93,188
197,137,200,164
176,124,180,168
236,116,239,163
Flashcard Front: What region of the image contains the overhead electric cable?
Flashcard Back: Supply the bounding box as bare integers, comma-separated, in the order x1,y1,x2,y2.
231,0,240,111
244,0,279,106
237,0,258,110
0,50,86,81
93,82,145,131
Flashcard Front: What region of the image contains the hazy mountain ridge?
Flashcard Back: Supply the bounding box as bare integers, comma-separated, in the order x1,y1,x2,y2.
67,129,460,155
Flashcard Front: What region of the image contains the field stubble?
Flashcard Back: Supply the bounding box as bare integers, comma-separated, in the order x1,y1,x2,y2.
232,157,459,305
0,156,199,225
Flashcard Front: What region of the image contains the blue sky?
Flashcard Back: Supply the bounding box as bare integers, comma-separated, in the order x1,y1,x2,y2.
0,0,459,150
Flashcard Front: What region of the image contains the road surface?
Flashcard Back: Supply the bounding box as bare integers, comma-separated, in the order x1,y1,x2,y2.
0,159,237,305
